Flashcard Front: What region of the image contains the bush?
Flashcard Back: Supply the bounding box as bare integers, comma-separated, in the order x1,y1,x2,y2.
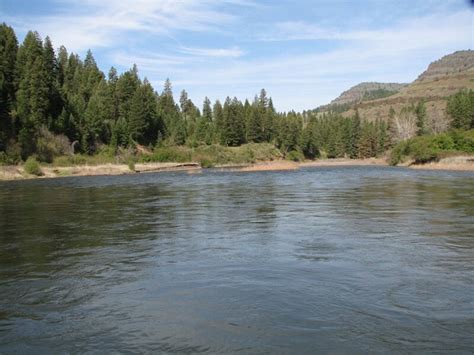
142,146,192,163
389,129,474,165
199,158,214,168
0,152,8,166
36,127,71,163
2,142,22,165
127,159,136,171
286,150,305,162
24,157,43,176
409,137,438,163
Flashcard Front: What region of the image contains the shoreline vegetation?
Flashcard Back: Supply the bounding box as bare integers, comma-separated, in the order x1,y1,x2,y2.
1,25,473,182
1,154,472,181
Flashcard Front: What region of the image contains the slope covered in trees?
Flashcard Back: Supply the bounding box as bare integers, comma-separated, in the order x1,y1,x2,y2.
0,24,472,167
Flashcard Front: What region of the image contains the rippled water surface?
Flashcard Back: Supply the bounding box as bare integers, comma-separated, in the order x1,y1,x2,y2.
0,166,473,353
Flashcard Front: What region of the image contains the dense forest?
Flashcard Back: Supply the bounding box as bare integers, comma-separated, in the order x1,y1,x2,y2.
0,23,473,166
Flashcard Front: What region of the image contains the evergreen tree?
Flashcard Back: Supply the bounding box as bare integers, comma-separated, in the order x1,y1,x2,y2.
83,79,115,151
246,99,263,143
415,100,427,135
349,111,361,158
213,100,224,144
447,90,474,130
195,96,213,144
129,79,159,145
16,31,50,157
157,78,183,144
0,23,18,151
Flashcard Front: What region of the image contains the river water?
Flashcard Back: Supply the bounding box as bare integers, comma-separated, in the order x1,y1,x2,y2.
0,166,473,353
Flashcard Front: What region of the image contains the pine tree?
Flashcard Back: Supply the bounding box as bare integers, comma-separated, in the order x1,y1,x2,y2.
246,99,263,143
157,78,183,144
129,79,158,145
43,36,63,130
415,100,427,136
349,110,361,158
83,79,114,151
0,23,18,151
114,66,140,146
213,100,224,144
196,96,212,144
447,90,473,130
16,31,50,157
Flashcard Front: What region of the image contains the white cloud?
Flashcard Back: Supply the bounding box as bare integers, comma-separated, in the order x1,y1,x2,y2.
179,46,244,58
121,9,472,111
5,1,472,111
8,0,252,51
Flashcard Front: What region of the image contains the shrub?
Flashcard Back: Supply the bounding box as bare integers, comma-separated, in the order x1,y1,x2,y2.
199,158,214,168
36,127,71,163
127,159,136,171
409,137,438,163
0,152,7,166
3,142,22,165
286,150,304,162
389,129,474,165
24,157,43,176
143,146,192,163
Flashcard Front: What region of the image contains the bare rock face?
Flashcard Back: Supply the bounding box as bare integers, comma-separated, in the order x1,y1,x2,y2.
415,50,474,82
330,82,407,106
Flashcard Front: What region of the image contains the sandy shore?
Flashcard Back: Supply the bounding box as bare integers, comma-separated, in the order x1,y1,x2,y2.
409,156,474,171
299,157,387,168
0,162,201,181
2,156,473,181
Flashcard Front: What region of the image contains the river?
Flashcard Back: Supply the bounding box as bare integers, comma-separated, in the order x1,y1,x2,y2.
0,166,473,353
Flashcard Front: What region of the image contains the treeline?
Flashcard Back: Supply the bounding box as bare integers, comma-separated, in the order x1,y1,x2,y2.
0,24,391,164
1,23,472,165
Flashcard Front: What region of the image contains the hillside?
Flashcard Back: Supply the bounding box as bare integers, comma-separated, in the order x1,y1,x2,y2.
321,50,474,124
330,82,407,106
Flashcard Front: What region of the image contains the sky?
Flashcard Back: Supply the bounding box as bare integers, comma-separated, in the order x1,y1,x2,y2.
1,0,473,112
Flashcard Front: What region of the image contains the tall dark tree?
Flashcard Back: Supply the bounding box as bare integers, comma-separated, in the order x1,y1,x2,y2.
16,31,50,157
0,23,18,151
415,100,427,136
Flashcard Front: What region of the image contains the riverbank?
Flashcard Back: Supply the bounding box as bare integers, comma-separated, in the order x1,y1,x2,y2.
0,162,201,181
2,156,473,181
408,155,474,171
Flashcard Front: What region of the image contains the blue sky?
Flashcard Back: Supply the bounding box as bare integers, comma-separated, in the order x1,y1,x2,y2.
1,0,473,111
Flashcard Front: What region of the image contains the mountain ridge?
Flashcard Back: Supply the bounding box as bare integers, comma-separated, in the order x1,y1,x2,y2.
316,50,474,123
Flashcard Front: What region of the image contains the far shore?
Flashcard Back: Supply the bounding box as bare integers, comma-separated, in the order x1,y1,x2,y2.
1,156,473,181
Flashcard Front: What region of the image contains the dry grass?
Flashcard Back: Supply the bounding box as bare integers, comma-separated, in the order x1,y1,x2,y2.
238,161,299,172
410,155,474,171
300,158,387,167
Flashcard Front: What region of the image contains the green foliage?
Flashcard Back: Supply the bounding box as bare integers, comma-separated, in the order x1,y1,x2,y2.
1,24,472,168
286,150,304,162
389,129,474,165
36,127,70,162
199,158,214,168
362,88,398,101
24,156,43,176
142,146,192,163
447,90,474,130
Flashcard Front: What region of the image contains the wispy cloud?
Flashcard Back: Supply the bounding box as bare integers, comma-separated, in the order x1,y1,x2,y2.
7,0,253,51
3,0,472,111
179,46,244,58
118,9,472,110
259,10,472,46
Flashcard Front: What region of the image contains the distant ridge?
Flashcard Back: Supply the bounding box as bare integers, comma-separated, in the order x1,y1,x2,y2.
316,50,474,123
329,82,407,106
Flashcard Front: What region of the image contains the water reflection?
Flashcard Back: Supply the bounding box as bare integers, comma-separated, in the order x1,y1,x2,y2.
0,167,473,353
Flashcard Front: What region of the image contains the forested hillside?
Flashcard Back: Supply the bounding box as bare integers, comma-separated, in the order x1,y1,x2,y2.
0,24,473,166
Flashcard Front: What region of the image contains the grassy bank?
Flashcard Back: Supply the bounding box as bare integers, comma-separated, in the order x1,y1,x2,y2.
46,143,284,169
